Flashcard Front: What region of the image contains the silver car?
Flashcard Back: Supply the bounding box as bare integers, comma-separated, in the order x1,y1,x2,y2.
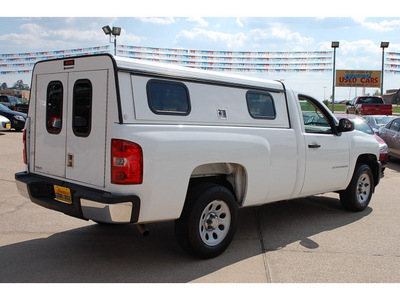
377,117,400,159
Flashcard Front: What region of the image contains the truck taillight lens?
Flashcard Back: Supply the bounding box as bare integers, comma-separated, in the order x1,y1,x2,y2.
23,129,27,164
111,139,143,184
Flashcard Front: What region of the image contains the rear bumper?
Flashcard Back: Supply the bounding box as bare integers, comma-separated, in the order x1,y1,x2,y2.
15,172,140,224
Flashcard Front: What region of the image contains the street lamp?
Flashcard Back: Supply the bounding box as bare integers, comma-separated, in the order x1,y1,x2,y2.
102,25,121,56
381,41,389,96
331,41,339,113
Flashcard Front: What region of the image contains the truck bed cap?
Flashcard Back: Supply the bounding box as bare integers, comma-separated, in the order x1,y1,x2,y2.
114,55,285,92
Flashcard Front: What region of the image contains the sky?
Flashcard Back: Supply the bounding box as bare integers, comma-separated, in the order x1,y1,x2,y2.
1,1,400,101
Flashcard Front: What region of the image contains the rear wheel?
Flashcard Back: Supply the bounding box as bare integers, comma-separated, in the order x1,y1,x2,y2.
340,164,373,212
175,183,238,259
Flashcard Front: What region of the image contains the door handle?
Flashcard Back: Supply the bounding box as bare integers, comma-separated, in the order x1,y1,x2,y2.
308,143,321,149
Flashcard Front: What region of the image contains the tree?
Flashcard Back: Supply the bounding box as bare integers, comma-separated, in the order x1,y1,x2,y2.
11,80,29,90
0,82,8,90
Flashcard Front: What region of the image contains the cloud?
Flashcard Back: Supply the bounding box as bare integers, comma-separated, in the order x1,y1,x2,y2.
236,18,246,27
186,17,208,27
353,18,400,32
135,17,176,25
249,23,314,45
175,22,314,50
175,28,248,49
0,21,144,51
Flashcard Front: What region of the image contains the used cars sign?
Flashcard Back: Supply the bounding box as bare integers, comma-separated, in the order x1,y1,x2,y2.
336,70,381,88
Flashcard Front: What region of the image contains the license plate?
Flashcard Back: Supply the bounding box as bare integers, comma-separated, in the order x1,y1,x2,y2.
54,185,72,204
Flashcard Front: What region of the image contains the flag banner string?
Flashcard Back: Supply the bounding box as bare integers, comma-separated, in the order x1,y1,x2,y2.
0,46,110,75
2,44,400,75
118,45,333,57
0,46,110,58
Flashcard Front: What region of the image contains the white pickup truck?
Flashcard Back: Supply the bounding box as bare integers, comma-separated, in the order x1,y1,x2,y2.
16,54,382,258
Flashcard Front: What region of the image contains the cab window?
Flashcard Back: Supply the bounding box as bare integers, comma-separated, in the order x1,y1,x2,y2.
73,79,92,137
46,81,63,134
299,95,333,134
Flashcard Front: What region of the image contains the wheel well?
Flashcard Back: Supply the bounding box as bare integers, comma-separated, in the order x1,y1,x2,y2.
189,163,247,206
356,154,380,188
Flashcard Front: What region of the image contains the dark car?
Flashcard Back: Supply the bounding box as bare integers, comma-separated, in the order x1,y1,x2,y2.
0,103,26,131
0,94,29,113
363,115,397,132
336,114,388,169
377,117,400,160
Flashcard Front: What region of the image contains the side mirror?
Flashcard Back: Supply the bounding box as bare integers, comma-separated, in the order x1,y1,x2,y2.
338,118,354,132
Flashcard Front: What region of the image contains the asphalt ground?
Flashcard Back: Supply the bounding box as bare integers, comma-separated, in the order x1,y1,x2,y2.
0,130,399,286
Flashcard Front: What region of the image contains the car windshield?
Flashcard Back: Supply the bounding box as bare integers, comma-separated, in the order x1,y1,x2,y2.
375,116,396,125
0,103,12,112
352,118,374,135
13,97,23,104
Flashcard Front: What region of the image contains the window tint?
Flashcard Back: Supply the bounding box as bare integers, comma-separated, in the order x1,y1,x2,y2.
246,91,276,119
147,80,190,115
73,79,92,137
0,96,8,103
46,81,63,134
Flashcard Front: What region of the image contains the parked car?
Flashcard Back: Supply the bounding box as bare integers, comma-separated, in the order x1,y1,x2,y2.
363,115,397,132
336,114,388,169
377,117,400,160
0,94,29,113
0,103,26,131
0,115,11,131
345,96,392,115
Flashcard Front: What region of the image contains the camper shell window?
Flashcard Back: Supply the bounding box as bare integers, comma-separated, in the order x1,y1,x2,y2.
72,79,92,137
46,81,63,134
246,91,276,119
147,79,190,115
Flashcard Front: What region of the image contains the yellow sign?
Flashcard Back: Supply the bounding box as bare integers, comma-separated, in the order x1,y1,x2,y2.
336,70,381,88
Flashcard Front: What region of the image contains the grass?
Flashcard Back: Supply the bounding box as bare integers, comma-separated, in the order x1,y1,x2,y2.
326,104,400,114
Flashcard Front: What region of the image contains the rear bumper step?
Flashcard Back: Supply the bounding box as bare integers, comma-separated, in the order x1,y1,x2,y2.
15,172,140,224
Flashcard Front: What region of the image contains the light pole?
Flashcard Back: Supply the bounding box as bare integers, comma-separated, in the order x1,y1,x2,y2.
102,25,121,56
380,41,389,96
331,41,339,113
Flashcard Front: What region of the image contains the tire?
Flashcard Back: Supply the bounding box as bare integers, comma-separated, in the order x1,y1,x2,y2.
340,164,374,212
175,183,238,259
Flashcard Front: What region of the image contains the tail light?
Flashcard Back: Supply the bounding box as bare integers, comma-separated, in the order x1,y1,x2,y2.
23,129,27,164
111,139,143,184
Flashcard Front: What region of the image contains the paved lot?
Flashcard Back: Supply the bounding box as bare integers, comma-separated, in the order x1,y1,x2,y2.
0,130,399,283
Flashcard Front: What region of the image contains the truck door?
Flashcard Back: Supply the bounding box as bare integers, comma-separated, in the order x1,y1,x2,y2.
34,70,108,188
299,95,350,196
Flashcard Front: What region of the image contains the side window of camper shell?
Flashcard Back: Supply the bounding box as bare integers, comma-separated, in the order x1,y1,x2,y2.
246,91,276,119
147,79,190,115
46,81,63,134
73,79,92,137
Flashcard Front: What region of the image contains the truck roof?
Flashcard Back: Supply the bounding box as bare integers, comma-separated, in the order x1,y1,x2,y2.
114,55,285,92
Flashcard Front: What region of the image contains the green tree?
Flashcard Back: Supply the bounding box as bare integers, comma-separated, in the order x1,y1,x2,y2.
11,80,29,90
0,82,8,90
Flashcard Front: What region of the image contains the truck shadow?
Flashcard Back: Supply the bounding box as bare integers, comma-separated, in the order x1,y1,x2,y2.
387,159,400,172
0,194,371,283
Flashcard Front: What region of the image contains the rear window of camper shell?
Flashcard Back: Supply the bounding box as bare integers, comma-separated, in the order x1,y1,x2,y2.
147,79,191,115
72,79,92,137
46,81,63,134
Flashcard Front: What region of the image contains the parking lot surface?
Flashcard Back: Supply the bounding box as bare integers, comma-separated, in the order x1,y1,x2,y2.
0,131,399,283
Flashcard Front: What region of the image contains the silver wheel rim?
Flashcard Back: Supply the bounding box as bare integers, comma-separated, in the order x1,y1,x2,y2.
199,200,231,246
356,172,371,205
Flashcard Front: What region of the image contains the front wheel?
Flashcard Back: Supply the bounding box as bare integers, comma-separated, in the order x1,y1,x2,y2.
175,183,238,259
340,164,374,212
